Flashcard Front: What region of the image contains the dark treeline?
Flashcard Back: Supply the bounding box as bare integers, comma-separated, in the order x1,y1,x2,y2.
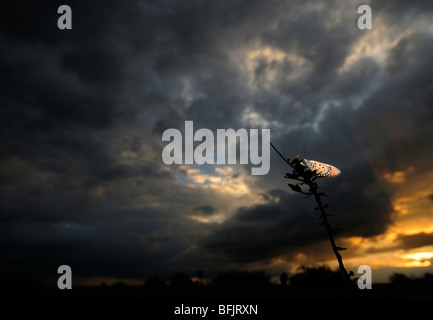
2,266,433,300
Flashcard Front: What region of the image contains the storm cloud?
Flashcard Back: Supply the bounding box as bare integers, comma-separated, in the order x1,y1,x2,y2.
1,0,433,283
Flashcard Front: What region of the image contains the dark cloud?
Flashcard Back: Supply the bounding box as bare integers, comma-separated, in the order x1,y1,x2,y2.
373,0,433,17
0,207,188,280
1,0,432,283
349,33,433,175
197,190,317,263
194,205,215,215
397,232,433,251
365,232,433,255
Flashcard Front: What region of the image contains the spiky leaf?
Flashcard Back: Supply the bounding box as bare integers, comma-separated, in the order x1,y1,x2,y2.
288,183,302,193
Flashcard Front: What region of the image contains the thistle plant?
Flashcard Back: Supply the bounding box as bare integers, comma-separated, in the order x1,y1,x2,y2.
270,142,354,285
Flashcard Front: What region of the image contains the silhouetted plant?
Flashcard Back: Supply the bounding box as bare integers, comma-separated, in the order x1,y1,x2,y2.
280,272,289,286
389,273,412,286
270,142,354,286
289,265,347,289
196,270,204,285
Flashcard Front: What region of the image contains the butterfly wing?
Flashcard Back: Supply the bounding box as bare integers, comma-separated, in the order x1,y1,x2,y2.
304,159,341,178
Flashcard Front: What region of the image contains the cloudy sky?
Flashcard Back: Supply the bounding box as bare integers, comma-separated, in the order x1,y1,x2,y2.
1,0,433,286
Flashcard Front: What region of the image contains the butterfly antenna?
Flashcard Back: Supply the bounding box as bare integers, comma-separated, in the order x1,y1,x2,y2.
269,141,291,166
303,146,308,160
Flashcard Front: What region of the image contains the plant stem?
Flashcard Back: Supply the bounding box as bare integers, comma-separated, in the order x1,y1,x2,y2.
269,141,353,285
310,187,352,284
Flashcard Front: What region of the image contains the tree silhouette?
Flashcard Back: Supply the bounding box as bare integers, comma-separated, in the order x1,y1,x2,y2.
289,265,347,289
196,270,204,285
169,272,193,287
280,272,289,286
213,270,271,287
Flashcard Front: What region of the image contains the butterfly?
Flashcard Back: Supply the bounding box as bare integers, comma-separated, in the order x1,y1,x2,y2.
268,141,341,178
303,159,341,178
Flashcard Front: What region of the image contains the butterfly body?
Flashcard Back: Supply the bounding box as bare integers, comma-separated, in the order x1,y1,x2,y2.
303,159,341,178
